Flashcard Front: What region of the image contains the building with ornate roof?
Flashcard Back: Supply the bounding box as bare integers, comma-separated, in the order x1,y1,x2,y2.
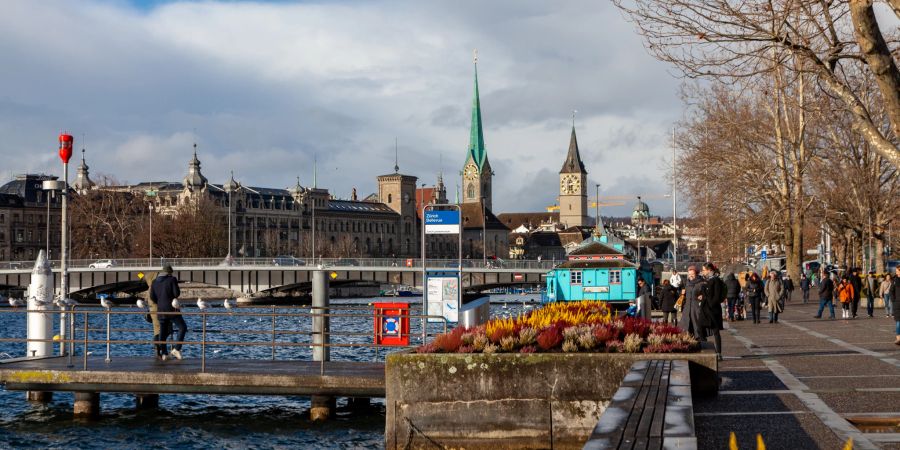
0,174,62,261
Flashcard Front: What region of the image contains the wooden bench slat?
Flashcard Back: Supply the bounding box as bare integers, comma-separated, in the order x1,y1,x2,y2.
622,360,661,439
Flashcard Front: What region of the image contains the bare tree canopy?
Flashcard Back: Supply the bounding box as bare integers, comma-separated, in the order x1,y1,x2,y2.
613,0,900,166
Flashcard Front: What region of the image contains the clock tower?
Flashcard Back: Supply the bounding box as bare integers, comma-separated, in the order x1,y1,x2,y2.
559,125,588,228
461,52,493,211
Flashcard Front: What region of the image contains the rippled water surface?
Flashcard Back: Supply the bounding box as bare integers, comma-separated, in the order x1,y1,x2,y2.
0,294,539,449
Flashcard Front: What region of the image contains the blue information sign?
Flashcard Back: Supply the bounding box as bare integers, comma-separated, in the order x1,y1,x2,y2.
424,210,460,234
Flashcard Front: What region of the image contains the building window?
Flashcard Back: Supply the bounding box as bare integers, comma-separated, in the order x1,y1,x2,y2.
571,271,582,285
610,270,621,284
0,214,4,223
467,183,475,199
388,193,392,203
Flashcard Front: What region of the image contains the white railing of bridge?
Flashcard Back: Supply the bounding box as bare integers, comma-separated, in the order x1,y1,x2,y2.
0,257,559,271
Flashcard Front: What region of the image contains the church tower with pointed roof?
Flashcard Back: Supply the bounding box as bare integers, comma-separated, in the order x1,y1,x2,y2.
461,51,494,211
559,123,589,228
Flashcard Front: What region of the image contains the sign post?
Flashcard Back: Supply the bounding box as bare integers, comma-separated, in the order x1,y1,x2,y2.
421,204,462,340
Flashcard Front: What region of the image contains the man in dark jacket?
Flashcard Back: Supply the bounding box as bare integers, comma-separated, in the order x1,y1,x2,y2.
783,274,794,302
150,264,185,360
724,273,741,321
815,269,836,319
636,277,652,320
699,263,726,360
799,273,810,304
849,268,863,318
866,271,877,317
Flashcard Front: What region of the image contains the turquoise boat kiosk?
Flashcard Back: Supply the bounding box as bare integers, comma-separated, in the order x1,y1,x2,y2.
544,235,643,306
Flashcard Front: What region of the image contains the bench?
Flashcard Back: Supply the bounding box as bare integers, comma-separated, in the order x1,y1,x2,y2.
583,359,696,450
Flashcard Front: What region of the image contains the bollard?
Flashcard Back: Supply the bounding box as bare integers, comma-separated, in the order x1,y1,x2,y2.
26,250,55,403
73,392,100,419
311,269,332,421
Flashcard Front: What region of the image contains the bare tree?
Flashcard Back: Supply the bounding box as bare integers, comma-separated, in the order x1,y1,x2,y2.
613,0,900,166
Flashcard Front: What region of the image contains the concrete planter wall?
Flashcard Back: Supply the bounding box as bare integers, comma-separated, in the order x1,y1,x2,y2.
385,351,716,449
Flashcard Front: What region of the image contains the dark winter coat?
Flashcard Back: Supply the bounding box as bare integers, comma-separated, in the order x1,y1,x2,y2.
818,277,834,301
150,273,181,313
891,277,900,319
724,273,740,299
783,278,794,293
850,273,863,301
699,274,726,331
659,284,678,312
745,278,764,301
800,278,810,292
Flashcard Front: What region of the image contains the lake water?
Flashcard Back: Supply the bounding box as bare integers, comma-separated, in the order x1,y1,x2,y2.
0,294,540,449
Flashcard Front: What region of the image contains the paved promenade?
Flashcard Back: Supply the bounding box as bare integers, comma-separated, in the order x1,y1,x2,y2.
694,294,900,449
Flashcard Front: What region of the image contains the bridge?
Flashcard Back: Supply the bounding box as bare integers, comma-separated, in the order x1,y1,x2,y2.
0,258,555,298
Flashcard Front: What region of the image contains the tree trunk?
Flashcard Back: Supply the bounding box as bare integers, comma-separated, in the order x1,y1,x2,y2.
849,0,900,142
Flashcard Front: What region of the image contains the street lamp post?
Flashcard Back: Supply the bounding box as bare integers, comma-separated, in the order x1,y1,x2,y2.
224,171,237,264
481,197,486,265
57,133,73,357
146,185,157,266
671,128,678,272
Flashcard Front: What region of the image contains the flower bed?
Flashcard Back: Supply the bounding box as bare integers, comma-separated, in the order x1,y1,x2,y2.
417,300,699,354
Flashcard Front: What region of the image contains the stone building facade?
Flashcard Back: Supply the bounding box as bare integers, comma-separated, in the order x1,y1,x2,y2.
0,174,62,261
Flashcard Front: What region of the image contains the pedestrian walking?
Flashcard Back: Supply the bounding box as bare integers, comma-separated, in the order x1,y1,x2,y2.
881,273,893,318
849,268,863,318
636,277,652,321
814,269,835,319
764,271,784,323
783,274,794,302
678,265,706,339
837,276,855,319
745,272,764,324
890,267,900,345
699,263,726,360
866,271,877,317
724,273,741,321
800,273,810,304
659,278,678,325
150,264,186,360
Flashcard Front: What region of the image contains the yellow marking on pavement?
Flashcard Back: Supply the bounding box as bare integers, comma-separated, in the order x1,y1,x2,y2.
8,370,72,383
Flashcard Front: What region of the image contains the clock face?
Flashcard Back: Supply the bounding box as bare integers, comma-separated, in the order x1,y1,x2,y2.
560,175,580,194
463,163,478,181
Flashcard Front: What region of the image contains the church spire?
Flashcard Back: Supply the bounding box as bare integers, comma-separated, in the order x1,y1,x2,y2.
560,119,587,174
467,49,487,169
183,142,208,189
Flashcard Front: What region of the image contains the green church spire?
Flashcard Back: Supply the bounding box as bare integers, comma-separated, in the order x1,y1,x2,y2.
467,50,487,169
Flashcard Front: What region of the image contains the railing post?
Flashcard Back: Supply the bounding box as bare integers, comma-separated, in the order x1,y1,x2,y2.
201,312,206,373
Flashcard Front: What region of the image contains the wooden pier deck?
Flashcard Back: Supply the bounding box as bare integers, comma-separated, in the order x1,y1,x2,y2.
0,357,385,397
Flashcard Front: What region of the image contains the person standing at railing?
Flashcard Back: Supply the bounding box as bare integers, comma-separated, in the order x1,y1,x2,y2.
150,264,185,361
143,271,162,359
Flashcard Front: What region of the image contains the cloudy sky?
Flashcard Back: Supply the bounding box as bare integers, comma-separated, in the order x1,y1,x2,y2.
0,0,681,216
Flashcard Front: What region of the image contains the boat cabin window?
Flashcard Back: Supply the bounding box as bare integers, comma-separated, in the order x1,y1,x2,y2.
609,270,622,284
571,271,582,285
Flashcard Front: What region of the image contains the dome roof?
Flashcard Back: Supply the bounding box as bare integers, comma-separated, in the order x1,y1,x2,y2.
631,197,650,222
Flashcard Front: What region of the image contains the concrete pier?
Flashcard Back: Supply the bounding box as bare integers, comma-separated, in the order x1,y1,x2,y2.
26,391,53,403
73,392,100,419
135,394,159,410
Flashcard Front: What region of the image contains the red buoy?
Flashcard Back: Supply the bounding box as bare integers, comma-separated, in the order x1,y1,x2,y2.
58,133,74,164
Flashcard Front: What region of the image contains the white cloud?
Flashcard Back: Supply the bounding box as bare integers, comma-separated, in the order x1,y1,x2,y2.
0,0,681,216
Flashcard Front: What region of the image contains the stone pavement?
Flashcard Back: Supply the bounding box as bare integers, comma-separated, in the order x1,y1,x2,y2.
693,293,900,450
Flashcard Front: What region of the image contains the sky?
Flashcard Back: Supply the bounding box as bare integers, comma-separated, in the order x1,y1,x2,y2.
0,0,682,217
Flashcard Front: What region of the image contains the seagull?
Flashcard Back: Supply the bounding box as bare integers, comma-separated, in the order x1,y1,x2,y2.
196,298,208,310
171,299,181,309
136,299,146,309
55,297,78,308
8,297,24,308
100,298,113,309
224,298,236,310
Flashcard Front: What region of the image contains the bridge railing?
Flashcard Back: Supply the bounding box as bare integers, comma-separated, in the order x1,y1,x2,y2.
0,257,559,271
0,304,450,375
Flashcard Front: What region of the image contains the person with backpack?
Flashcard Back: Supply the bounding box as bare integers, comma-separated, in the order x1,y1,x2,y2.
150,264,186,360
837,275,855,319
699,263,726,360
724,272,741,322
745,272,764,324
814,269,836,319
849,268,863,318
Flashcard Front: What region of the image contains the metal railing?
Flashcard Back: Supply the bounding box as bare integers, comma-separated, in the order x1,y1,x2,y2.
0,257,558,271
0,305,450,375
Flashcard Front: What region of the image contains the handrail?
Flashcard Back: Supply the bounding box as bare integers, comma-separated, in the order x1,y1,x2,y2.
0,306,449,375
